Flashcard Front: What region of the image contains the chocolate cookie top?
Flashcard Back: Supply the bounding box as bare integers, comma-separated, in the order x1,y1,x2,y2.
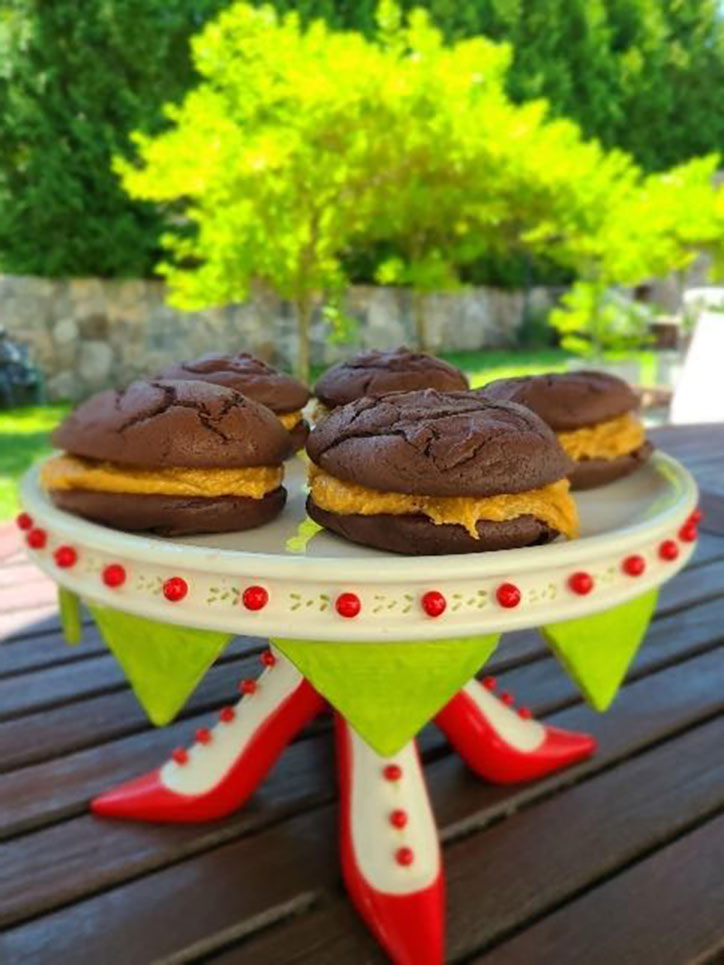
306,389,571,497
481,371,639,432
158,353,310,413
314,347,468,408
52,380,291,468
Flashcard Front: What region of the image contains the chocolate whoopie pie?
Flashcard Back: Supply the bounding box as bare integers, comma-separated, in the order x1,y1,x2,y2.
158,353,311,452
481,371,653,490
314,346,468,416
42,380,291,535
305,389,579,555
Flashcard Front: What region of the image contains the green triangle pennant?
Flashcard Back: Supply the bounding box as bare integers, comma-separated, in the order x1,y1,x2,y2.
541,589,658,711
272,634,500,755
87,604,232,725
58,588,83,646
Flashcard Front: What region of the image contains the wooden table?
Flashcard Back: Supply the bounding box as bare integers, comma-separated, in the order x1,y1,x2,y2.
1,425,723,965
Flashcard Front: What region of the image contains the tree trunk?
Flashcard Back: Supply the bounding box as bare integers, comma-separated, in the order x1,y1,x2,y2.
295,293,312,383
412,290,428,352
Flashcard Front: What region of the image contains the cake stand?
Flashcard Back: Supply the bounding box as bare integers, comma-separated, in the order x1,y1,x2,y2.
18,452,699,964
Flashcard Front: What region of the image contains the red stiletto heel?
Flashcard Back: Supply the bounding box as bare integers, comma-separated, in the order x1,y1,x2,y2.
334,715,445,964
92,650,325,822
435,678,595,785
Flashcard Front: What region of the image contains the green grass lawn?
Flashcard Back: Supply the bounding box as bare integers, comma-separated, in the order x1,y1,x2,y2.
0,403,70,521
0,347,660,522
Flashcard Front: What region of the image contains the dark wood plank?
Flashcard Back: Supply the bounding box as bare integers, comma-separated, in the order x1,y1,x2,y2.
3,660,720,965
0,629,544,773
479,814,724,965
0,627,109,678
0,645,721,946
216,713,724,965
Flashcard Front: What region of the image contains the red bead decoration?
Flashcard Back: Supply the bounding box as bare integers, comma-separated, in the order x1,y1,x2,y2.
421,590,446,618
501,692,515,706
16,512,33,531
239,678,258,695
482,676,497,691
689,508,702,525
496,582,521,608
26,528,47,549
622,554,645,577
383,764,402,782
679,522,698,543
54,545,77,568
163,576,188,602
568,571,594,595
260,650,276,668
171,747,188,765
336,592,361,618
219,706,235,723
195,727,212,744
659,540,679,561
242,585,268,611
390,809,408,829
518,707,533,719
395,847,415,867
102,563,126,588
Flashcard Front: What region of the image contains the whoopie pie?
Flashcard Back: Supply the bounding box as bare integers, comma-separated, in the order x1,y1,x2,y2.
314,346,468,416
158,353,311,452
305,389,579,555
481,371,652,490
42,379,291,535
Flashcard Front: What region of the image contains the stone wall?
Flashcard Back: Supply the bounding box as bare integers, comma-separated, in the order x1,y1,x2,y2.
0,275,555,400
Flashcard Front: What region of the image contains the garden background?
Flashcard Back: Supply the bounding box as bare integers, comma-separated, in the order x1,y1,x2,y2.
2,0,724,517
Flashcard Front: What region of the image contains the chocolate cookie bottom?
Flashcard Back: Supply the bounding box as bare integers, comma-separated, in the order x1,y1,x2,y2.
51,487,287,536
307,497,559,555
569,440,653,491
287,419,310,454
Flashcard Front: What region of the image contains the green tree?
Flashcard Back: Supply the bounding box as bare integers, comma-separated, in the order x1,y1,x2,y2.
0,0,226,276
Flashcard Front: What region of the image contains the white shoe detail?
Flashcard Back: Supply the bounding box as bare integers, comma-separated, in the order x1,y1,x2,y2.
463,680,545,752
349,729,439,895
161,650,303,795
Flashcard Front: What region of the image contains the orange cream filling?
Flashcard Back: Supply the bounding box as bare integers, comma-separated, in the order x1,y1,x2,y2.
557,413,645,462
278,410,303,431
309,466,579,540
41,455,283,499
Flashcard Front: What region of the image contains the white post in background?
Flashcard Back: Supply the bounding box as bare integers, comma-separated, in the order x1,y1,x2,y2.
670,289,724,425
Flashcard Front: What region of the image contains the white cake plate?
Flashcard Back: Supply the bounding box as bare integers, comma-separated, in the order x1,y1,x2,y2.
20,451,698,641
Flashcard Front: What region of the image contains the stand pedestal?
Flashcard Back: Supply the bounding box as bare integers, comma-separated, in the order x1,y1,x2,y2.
92,649,594,964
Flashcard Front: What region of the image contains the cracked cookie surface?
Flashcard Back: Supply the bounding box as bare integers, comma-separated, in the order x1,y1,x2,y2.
306,389,572,497
51,379,291,468
158,352,310,414
314,346,468,409
480,371,639,431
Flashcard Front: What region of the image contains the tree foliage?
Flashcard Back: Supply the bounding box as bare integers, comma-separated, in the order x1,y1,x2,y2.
119,2,724,373
0,0,226,276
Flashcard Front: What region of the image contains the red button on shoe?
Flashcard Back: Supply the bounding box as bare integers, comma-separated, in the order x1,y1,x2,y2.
390,809,408,829
383,764,402,782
